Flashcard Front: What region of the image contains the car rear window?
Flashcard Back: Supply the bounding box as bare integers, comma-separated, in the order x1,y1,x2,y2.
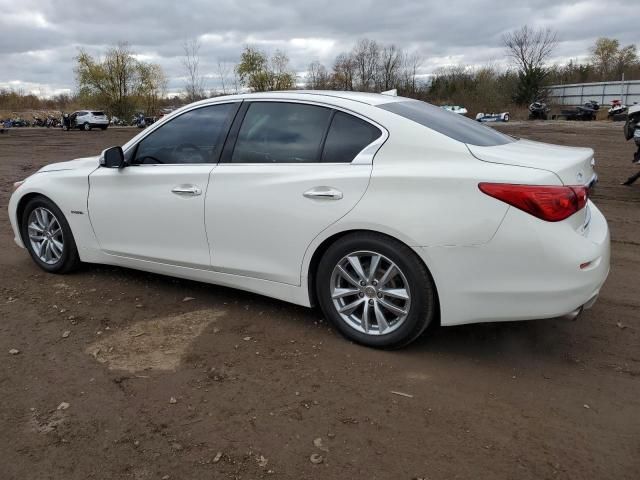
378,100,514,147
91,111,105,116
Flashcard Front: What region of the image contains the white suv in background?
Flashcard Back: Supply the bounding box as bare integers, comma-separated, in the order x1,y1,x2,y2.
72,111,109,131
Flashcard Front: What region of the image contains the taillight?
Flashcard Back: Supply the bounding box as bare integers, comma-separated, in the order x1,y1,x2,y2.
478,183,588,222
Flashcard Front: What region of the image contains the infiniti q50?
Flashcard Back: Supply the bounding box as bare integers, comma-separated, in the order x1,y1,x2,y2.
9,91,610,348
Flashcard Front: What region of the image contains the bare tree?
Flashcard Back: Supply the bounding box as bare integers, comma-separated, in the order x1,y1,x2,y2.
503,26,558,104
333,53,355,90
306,61,331,89
216,61,231,95
270,50,296,90
182,39,206,101
400,52,423,95
352,39,380,91
379,44,403,91
503,26,557,74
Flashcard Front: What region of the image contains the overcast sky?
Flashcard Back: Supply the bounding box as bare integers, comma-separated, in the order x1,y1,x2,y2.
0,0,637,97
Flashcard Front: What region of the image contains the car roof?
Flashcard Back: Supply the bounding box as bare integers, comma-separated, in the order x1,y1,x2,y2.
194,90,407,107
273,90,406,106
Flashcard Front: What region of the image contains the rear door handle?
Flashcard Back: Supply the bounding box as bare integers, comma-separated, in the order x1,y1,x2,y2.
171,185,202,196
303,187,343,200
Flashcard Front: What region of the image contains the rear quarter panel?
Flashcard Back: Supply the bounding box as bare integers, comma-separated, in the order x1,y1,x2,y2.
337,128,563,248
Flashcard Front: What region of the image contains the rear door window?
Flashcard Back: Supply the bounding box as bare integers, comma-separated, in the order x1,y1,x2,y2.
322,111,381,163
231,102,331,163
378,100,514,147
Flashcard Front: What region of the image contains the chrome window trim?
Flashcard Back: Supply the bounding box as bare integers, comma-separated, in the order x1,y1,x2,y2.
122,97,389,167
227,98,389,166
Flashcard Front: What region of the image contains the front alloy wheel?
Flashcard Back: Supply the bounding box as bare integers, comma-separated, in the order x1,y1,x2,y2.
21,196,81,273
27,207,64,264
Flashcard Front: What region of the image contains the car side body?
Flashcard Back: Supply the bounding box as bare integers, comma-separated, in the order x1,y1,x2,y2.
9,91,609,338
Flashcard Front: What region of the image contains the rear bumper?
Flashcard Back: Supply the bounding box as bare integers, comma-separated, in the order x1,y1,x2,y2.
418,201,610,326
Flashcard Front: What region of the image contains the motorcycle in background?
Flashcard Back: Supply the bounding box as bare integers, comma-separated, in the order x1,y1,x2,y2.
528,101,549,120
609,100,628,119
622,104,640,186
553,100,600,121
46,116,61,128
132,113,155,128
32,116,46,127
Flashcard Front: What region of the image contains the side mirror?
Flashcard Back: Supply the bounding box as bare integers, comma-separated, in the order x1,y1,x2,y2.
100,146,125,168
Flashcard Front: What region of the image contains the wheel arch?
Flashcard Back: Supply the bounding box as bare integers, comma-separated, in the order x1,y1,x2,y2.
16,191,76,245
16,192,58,243
305,228,440,324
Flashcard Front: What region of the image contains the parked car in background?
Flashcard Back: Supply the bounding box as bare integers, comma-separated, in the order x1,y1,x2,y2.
8,91,609,348
442,105,468,115
70,110,109,131
476,111,510,122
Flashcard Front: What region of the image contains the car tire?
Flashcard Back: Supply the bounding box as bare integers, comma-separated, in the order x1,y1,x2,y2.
316,232,437,349
20,196,81,274
83,122,91,131
503,114,510,122
100,126,108,131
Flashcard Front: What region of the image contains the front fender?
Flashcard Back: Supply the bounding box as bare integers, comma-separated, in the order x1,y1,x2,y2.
8,170,102,261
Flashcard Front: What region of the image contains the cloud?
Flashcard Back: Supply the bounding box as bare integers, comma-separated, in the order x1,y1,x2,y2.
0,0,637,96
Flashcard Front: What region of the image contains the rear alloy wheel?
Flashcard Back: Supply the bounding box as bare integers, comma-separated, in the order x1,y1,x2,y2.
21,197,80,273
330,251,411,336
83,122,91,131
317,233,437,348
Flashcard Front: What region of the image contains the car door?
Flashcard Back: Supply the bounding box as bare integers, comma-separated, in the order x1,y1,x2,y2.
206,100,386,285
88,102,239,267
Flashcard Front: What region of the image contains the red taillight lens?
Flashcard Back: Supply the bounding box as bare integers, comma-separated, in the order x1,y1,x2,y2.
478,183,588,222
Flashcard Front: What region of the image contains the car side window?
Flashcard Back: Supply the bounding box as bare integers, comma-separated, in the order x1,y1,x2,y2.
322,111,382,163
231,102,331,163
133,103,236,165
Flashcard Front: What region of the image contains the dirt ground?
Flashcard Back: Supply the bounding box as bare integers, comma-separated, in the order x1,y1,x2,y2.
0,124,638,480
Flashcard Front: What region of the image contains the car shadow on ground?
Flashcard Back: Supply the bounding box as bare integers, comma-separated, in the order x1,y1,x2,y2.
73,262,576,367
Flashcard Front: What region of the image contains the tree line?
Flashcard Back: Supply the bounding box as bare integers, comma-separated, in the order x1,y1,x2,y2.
1,28,638,118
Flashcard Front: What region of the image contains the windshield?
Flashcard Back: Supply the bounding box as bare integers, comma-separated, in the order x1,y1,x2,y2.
378,100,515,147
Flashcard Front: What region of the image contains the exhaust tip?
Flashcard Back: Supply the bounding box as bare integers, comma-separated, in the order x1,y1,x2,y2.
562,307,583,321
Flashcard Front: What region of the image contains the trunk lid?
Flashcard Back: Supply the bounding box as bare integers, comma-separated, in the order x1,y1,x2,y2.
468,139,595,187
469,139,596,232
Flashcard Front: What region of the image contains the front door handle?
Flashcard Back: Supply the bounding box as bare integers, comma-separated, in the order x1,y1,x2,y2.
171,185,202,196
303,187,343,200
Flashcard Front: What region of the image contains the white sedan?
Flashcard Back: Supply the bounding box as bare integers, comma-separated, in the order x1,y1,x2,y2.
8,91,610,348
